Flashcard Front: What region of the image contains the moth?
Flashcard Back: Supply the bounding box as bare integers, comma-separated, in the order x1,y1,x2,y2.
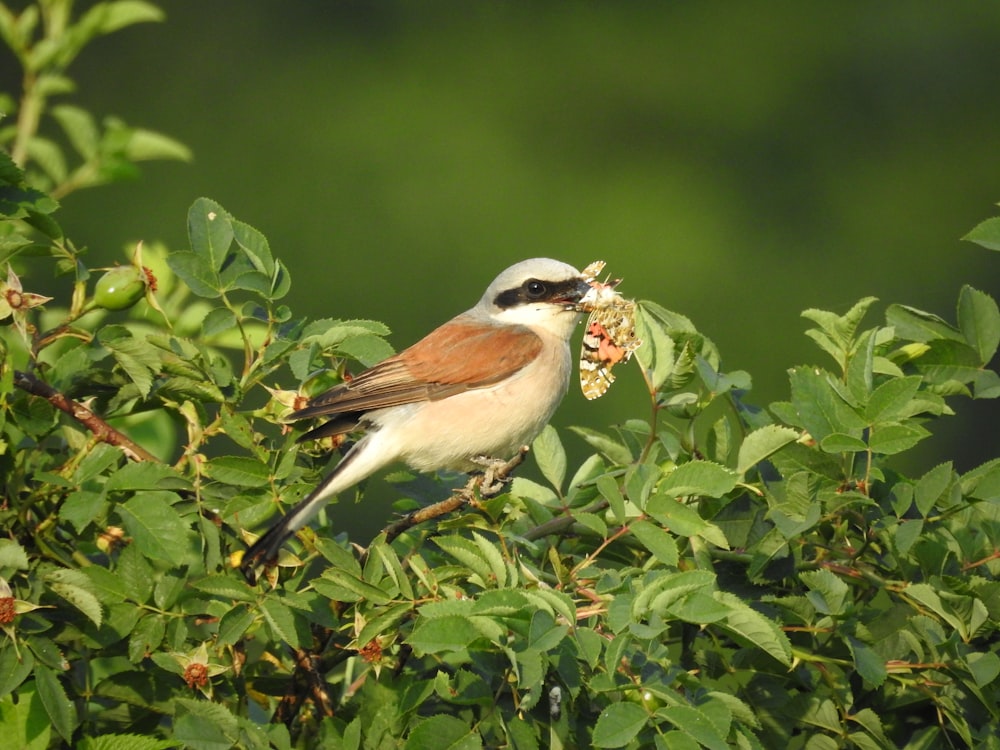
578,261,641,400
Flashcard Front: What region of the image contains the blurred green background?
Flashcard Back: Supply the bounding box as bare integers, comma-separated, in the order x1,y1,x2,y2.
6,1,1000,531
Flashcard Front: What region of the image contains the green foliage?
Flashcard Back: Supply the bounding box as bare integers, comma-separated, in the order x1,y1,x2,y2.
3,2,1000,748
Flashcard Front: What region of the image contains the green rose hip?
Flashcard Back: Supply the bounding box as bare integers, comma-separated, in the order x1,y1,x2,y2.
93,266,151,311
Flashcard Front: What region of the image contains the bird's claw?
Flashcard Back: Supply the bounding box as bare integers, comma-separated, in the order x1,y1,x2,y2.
471,455,514,498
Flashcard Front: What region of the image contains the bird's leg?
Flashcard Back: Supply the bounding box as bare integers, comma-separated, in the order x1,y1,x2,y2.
470,447,529,497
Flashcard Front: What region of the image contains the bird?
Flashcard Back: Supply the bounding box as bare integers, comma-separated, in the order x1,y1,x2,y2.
240,258,592,581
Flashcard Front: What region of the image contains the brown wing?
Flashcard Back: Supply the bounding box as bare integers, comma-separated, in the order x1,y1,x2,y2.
290,315,543,428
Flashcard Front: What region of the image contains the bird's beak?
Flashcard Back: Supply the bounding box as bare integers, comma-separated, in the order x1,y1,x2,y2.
562,278,595,308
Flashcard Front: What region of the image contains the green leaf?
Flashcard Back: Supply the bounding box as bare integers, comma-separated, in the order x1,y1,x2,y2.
867,422,930,455
646,494,729,548
634,303,676,390
799,569,850,616
596,474,627,524
405,714,482,750
173,698,238,750
658,705,729,750
957,285,1000,364
190,575,257,602
659,460,738,498
433,536,500,588
532,425,566,492
260,598,300,649
33,665,77,743
963,215,1000,251
127,614,165,663
592,701,648,748
167,251,220,298
188,198,234,272
567,425,634,466
217,606,256,647
914,462,954,517
818,432,869,453
0,539,29,570
45,568,103,627
313,568,393,605
847,637,887,686
100,330,161,398
79,733,181,750
0,645,35,697
736,425,799,476
629,520,679,566
788,366,866,442
51,104,98,160
714,591,792,665
116,492,192,565
407,614,488,654
125,128,191,162
885,304,963,343
203,456,271,487
966,651,1000,688
0,679,50,750
865,375,922,423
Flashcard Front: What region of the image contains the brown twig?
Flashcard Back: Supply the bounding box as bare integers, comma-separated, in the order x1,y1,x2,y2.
13,370,159,463
381,446,530,544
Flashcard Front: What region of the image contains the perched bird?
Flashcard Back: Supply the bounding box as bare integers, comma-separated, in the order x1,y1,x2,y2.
240,258,592,581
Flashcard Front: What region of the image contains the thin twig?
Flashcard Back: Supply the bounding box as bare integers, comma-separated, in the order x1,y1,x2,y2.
13,370,159,463
381,446,530,544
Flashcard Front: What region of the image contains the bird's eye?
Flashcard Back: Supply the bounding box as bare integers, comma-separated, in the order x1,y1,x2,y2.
525,280,547,299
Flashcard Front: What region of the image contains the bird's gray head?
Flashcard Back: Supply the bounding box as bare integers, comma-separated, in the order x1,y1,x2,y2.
477,258,591,335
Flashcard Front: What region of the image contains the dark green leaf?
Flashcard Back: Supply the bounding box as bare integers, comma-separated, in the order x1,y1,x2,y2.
532,425,566,492
957,286,1000,364
204,456,271,487
658,705,729,750
592,702,648,748
34,665,77,743
405,714,482,750
865,376,922,424
116,492,192,565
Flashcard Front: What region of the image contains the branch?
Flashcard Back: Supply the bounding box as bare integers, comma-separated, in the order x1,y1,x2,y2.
13,370,159,463
381,446,530,544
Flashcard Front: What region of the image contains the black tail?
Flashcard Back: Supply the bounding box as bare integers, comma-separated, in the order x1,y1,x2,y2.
239,446,365,584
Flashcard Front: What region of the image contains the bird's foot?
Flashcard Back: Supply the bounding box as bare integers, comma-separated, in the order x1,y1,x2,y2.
470,448,528,498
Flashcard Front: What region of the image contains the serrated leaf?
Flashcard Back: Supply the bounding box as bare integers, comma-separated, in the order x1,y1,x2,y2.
592,701,648,748
847,637,887,687
203,455,271,487
865,375,922,423
629,520,679,566
116,492,191,565
166,251,220,298
799,569,850,616
101,332,160,397
963,215,1000,252
567,425,634,466
868,422,930,455
314,568,393,605
190,575,257,602
714,591,792,665
967,651,1000,688
532,425,566,492
788,366,866,442
957,285,1000,364
46,569,103,627
660,460,738,498
188,198,234,272
260,598,300,649
736,425,798,476
432,536,495,587
127,614,166,663
634,303,676,390
405,714,482,750
33,664,77,743
0,539,29,570
407,614,487,654
885,304,963,343
658,705,729,750
217,605,256,647
914,462,954,516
